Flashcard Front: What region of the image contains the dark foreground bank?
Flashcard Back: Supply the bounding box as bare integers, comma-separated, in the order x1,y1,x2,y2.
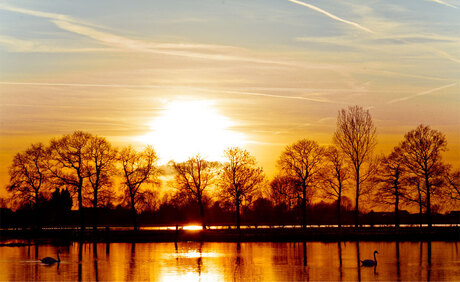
1,226,459,244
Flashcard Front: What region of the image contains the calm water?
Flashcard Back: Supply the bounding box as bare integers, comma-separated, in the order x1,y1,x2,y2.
0,241,459,281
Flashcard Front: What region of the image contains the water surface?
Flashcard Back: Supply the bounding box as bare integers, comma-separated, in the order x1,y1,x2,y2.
0,241,458,281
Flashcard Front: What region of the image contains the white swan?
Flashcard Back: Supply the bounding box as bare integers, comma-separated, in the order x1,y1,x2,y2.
41,250,61,264
361,250,378,266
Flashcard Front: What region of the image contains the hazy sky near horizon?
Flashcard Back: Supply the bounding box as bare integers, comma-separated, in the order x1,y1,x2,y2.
0,0,459,196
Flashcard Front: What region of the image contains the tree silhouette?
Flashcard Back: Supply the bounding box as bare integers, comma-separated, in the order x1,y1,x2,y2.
170,155,219,229
220,147,264,231
270,174,299,211
7,143,49,229
85,136,117,230
319,146,349,228
278,139,324,228
47,131,92,229
373,146,408,227
399,124,447,227
333,106,376,227
445,167,460,202
119,146,160,231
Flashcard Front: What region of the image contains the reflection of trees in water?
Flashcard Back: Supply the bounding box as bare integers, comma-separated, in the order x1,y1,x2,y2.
427,241,432,282
338,241,343,280
233,242,241,282
78,242,83,282
93,242,99,282
197,241,203,278
126,243,136,282
356,241,361,282
395,241,400,279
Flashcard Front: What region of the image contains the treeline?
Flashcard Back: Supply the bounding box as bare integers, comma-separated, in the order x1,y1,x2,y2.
3,106,460,230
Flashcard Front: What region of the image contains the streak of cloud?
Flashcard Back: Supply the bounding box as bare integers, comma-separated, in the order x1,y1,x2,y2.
0,81,345,105
388,82,458,104
287,0,374,33
427,0,458,9
0,3,289,66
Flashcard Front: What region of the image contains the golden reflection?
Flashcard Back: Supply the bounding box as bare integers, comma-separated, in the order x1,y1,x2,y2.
0,241,459,281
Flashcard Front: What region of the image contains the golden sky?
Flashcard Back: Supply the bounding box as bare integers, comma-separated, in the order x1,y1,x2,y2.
0,1,459,196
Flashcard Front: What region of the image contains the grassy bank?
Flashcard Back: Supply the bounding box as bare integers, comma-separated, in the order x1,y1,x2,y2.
1,227,459,243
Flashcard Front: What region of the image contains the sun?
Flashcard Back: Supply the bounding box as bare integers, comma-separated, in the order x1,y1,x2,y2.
137,100,246,163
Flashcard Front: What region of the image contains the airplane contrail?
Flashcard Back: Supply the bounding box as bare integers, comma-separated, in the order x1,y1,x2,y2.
428,0,458,9
388,82,457,104
0,81,346,104
287,0,374,33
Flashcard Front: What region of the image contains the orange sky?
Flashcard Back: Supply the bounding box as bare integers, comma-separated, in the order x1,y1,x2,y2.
0,1,459,199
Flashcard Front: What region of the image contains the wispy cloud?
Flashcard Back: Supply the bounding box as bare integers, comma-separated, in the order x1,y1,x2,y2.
0,81,346,105
0,3,288,65
388,82,458,104
427,0,458,9
0,35,115,53
287,0,374,33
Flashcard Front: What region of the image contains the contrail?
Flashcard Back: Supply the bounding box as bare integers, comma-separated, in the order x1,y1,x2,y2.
287,0,374,33
0,81,345,104
428,0,458,9
388,82,457,104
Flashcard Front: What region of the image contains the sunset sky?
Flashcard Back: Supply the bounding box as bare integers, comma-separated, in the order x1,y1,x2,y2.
0,0,459,196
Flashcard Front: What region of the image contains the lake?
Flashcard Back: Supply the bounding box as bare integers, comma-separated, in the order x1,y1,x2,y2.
0,241,459,281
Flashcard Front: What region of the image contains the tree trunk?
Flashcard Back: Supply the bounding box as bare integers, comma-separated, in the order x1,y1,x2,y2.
418,184,423,227
302,183,307,229
337,192,342,229
236,200,241,231
78,185,85,230
199,198,206,230
130,193,138,231
93,189,98,231
395,185,399,228
425,174,432,228
355,172,360,228
236,195,241,231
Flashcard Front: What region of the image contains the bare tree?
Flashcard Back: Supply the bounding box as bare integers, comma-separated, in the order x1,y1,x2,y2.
220,147,264,231
7,143,49,227
119,146,161,231
319,146,349,228
445,167,460,202
373,147,408,228
170,155,219,229
85,136,117,230
47,131,92,229
333,105,377,227
270,174,299,211
278,139,324,228
399,125,447,227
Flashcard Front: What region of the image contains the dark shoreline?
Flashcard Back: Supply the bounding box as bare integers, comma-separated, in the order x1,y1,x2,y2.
1,227,459,244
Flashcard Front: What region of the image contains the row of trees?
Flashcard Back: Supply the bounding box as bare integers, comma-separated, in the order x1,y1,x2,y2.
6,106,460,230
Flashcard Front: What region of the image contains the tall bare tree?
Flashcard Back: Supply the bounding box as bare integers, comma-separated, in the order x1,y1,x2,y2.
319,146,349,228
170,155,219,229
399,124,447,227
47,131,92,229
333,106,377,227
119,146,161,231
373,147,408,228
270,174,300,211
278,139,324,228
7,143,49,226
444,166,460,200
85,136,117,230
220,147,264,231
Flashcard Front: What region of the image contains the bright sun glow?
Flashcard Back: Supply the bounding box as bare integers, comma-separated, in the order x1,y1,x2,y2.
137,100,246,163
182,225,203,231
